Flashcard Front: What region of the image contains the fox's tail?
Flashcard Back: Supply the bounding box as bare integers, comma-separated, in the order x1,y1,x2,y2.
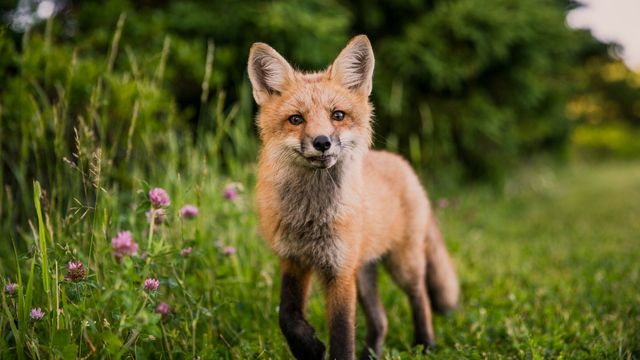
425,212,460,314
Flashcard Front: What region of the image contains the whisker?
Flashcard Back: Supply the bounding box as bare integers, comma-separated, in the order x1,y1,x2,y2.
324,168,338,189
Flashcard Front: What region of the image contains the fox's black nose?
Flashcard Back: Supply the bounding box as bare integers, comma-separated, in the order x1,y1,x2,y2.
312,135,332,152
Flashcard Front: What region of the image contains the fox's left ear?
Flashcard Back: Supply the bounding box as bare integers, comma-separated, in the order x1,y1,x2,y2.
330,35,375,96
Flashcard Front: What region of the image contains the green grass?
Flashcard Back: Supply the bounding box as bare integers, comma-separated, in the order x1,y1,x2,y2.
428,161,640,359
2,158,639,358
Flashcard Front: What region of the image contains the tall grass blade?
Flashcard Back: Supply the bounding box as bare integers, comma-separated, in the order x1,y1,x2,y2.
33,181,50,296
2,295,25,360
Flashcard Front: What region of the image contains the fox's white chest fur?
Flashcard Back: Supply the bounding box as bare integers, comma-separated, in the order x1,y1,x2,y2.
272,165,348,274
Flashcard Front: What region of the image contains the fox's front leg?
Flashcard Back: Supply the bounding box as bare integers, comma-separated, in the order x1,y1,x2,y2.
324,271,358,360
279,259,326,360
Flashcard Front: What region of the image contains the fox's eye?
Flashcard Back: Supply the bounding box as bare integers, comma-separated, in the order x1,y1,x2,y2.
331,110,345,121
288,115,304,126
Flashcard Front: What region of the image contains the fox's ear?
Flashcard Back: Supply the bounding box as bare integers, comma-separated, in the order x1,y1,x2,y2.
248,43,294,105
330,35,375,96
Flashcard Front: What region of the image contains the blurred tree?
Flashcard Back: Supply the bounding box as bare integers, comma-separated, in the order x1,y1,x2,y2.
346,0,585,179
3,0,635,184
566,34,640,158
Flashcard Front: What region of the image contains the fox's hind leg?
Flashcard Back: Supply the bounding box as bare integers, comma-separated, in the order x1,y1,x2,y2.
279,259,326,360
384,245,436,351
356,261,388,360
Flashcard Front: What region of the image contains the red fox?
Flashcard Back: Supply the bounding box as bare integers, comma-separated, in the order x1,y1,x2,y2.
248,35,460,360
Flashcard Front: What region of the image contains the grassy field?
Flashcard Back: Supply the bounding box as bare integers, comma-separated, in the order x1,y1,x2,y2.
2,158,639,359
421,160,640,359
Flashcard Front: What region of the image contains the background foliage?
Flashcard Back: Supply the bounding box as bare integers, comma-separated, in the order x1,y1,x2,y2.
3,0,640,234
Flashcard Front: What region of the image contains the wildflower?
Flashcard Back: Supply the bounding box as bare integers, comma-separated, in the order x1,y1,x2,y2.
144,278,160,292
155,302,170,316
146,208,167,225
437,198,449,209
112,231,139,259
30,308,45,321
180,247,193,257
5,282,17,296
149,188,170,208
223,246,236,256
179,205,199,219
223,184,238,201
141,252,148,261
65,261,86,282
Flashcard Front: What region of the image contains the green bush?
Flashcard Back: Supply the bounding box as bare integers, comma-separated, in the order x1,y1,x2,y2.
572,123,640,158
7,0,593,182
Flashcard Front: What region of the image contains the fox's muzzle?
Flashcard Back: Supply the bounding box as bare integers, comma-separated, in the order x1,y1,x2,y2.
299,135,341,169
312,135,332,152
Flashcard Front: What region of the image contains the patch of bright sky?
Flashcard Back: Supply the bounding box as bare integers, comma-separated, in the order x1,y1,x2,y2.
567,0,640,70
36,1,55,19
9,0,56,32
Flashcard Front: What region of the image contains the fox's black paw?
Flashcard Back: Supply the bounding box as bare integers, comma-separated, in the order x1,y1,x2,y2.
310,340,326,360
414,339,436,353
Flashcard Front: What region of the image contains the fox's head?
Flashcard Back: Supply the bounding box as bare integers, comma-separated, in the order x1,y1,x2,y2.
248,35,374,170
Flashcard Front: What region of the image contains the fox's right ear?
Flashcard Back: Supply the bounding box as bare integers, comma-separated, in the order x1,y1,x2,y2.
248,43,294,105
